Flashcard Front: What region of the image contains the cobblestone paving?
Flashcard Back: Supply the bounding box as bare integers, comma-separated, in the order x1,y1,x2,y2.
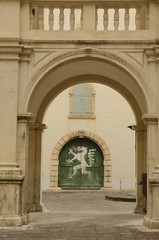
0,191,159,240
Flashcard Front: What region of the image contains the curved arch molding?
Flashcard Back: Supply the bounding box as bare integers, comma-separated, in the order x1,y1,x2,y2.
22,47,156,124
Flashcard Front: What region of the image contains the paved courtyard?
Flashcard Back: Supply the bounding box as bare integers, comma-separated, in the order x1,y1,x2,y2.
1,190,159,240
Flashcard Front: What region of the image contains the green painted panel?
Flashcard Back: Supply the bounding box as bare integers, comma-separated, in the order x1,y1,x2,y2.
58,138,104,189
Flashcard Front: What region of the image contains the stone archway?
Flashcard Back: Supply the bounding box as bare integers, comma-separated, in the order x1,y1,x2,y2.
50,130,112,189
15,47,158,228
1,0,159,229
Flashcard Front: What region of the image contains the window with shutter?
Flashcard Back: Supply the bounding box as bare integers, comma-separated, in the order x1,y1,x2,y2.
69,83,95,119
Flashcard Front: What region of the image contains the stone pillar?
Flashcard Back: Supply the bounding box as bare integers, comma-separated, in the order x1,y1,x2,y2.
0,0,24,225
145,46,159,228
132,124,147,214
149,166,159,228
34,124,47,212
26,123,46,213
17,113,34,217
0,164,24,227
0,54,25,226
142,114,158,228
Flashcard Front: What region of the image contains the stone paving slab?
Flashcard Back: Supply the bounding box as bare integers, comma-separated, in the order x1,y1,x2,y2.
0,191,159,240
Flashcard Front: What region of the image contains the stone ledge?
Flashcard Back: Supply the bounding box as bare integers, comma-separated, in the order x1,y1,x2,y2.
0,169,24,183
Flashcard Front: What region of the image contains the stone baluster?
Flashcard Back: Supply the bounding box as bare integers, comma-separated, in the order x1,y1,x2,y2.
49,7,54,30
125,7,130,30
114,7,119,30
59,7,64,30
70,7,75,30
136,7,141,30
104,7,108,30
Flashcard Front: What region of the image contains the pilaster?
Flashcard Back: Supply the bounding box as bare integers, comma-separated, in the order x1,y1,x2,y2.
142,114,158,229
28,123,47,213
131,124,147,214
17,113,34,216
34,123,47,212
0,162,25,226
148,165,159,228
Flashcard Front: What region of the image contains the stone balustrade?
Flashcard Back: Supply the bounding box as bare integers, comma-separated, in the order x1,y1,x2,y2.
29,1,149,31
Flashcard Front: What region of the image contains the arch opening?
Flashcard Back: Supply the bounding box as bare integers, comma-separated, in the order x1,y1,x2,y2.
24,49,151,215
41,83,136,192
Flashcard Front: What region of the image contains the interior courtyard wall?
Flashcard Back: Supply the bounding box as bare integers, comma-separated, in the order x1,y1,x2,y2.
42,83,136,191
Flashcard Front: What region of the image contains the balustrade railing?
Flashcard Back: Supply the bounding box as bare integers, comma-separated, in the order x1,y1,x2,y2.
29,1,149,31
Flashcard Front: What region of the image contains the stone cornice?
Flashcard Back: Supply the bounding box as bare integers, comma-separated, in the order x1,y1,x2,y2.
0,44,33,61
18,112,34,122
0,163,24,183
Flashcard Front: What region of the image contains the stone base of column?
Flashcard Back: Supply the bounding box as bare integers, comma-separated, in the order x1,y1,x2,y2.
150,219,159,229
0,163,25,227
0,215,28,227
26,203,43,213
144,216,159,229
35,203,43,212
26,203,36,213
143,215,150,228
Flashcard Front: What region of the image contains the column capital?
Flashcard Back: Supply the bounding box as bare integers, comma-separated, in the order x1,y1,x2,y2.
142,114,158,125
145,45,159,63
29,123,47,131
128,124,146,132
17,112,34,123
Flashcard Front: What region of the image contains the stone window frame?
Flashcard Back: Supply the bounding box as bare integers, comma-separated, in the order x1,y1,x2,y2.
68,83,96,119
50,130,112,189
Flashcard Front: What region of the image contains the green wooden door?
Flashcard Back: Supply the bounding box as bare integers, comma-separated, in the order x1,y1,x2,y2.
58,138,104,189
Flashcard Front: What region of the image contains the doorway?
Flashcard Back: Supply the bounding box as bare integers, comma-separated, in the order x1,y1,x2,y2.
58,138,104,189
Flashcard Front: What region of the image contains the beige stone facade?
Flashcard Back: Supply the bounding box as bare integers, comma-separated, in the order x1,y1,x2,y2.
0,0,159,229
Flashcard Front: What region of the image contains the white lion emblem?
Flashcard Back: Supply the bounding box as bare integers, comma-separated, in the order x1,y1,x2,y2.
66,146,96,178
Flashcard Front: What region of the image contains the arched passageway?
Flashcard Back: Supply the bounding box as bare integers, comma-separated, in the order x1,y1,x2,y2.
17,48,157,228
